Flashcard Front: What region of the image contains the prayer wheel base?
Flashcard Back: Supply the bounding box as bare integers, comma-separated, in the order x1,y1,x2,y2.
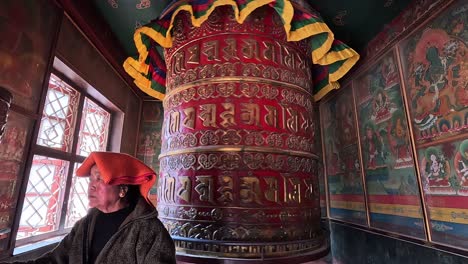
176,243,329,264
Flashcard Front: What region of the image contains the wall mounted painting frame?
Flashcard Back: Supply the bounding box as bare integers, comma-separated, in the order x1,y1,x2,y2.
353,48,426,239
320,85,368,226
398,0,468,250
136,100,164,206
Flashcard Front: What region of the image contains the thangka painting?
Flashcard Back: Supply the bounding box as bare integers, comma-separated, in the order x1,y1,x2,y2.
418,139,468,249
136,101,164,205
399,0,468,249
0,1,60,112
320,86,367,225
0,111,32,250
354,50,425,238
399,0,468,145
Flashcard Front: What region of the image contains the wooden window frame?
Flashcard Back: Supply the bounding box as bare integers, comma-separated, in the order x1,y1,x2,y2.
14,69,113,247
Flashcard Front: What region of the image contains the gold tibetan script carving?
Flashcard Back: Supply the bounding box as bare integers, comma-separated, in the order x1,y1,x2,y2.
262,41,276,63
239,176,262,204
163,176,176,203
177,176,192,203
217,175,234,204
223,38,239,61
195,175,214,203
169,111,180,134
286,107,299,133
182,107,195,129
187,45,200,65
241,103,259,126
282,174,301,204
167,103,315,137
264,105,278,128
241,39,259,60
172,51,185,74
281,46,294,69
220,103,236,128
202,40,220,62
296,51,306,71
304,178,314,201
166,64,312,91
264,177,279,203
300,112,311,132
199,104,217,128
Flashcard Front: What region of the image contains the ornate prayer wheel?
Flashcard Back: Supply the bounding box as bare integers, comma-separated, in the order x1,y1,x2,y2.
0,87,12,141
157,4,327,262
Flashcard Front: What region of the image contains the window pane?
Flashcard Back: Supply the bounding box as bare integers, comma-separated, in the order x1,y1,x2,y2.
16,156,69,240
36,74,79,152
76,98,110,156
65,163,89,228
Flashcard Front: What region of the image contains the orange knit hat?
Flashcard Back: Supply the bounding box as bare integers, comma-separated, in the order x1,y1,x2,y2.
76,152,156,206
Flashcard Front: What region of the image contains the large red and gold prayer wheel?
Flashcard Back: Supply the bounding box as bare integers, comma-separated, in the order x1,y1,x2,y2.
157,5,327,262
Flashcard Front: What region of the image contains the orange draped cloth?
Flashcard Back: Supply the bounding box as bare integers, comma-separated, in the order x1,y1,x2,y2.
76,152,156,205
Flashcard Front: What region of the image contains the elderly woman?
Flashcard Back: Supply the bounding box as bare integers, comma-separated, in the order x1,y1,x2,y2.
10,152,176,264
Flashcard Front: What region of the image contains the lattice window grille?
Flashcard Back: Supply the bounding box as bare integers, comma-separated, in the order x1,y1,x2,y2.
36,74,79,152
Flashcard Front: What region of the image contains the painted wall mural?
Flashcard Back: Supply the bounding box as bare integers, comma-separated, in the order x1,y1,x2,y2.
0,112,32,250
320,86,367,225
319,0,468,253
0,0,60,255
136,101,164,205
418,139,468,249
364,0,445,60
399,0,468,249
0,1,60,113
400,0,468,145
354,50,425,238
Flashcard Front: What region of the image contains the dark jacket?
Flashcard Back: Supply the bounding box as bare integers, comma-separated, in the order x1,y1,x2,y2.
10,198,176,264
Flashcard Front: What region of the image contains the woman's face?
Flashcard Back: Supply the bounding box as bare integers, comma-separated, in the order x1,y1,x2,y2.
88,165,122,213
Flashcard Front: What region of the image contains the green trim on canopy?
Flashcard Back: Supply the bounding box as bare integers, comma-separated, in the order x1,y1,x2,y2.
123,0,359,101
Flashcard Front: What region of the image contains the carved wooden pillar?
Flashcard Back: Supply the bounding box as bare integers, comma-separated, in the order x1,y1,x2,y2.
157,5,327,262
0,87,12,141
